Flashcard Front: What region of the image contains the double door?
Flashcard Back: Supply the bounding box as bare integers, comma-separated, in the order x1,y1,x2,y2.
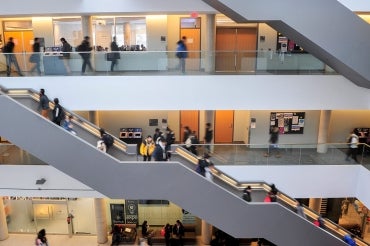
180,110,234,143
216,27,257,72
4,31,34,72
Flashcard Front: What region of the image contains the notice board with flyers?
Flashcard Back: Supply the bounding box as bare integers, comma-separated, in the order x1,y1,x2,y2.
270,112,305,134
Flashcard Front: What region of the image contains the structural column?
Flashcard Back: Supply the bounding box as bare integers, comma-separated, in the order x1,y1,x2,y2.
201,220,212,244
0,198,9,241
81,16,93,39
94,198,108,244
204,14,216,73
309,198,321,214
317,110,331,153
88,111,99,125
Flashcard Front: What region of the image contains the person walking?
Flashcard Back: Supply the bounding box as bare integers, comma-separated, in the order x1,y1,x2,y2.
78,36,94,74
30,37,41,75
346,129,359,163
35,228,48,246
264,126,280,157
60,37,72,74
176,36,188,74
110,36,120,71
38,89,50,119
3,37,23,77
172,220,185,246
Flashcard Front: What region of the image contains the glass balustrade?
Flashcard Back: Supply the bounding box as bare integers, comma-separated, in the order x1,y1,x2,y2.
3,141,369,167
0,50,336,77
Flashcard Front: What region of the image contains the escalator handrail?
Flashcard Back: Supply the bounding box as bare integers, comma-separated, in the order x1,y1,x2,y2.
175,145,368,246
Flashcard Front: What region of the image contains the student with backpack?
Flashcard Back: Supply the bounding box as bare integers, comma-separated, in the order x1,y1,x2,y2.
52,98,65,126
99,128,114,151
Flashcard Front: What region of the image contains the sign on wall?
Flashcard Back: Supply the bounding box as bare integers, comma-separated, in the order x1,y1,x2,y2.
270,112,305,134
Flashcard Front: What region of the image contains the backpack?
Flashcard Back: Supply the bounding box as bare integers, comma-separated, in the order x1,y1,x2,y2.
103,134,114,148
58,107,65,122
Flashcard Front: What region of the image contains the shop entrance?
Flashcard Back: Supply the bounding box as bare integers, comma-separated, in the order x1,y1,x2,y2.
215,27,257,72
32,200,69,234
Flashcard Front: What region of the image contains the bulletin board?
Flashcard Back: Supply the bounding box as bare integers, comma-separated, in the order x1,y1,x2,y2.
270,112,305,134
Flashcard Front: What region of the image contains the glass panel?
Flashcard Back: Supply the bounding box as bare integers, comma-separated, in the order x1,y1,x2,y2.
6,199,36,233
33,201,69,234
52,18,82,48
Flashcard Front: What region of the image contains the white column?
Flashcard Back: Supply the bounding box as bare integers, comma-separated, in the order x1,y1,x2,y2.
204,14,215,73
0,198,9,241
94,198,108,244
317,110,331,153
201,220,212,245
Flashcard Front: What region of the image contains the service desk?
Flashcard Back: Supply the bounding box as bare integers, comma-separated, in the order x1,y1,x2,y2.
95,51,168,72
43,54,67,75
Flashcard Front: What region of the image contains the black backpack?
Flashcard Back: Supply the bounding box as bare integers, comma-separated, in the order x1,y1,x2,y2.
103,134,114,148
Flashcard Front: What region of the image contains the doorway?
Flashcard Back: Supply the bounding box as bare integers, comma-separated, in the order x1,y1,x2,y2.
214,110,234,143
4,31,34,72
215,27,257,72
180,110,199,142
180,17,201,71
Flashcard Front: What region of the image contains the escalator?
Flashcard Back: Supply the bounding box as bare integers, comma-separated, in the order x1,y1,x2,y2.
0,89,355,245
202,0,370,89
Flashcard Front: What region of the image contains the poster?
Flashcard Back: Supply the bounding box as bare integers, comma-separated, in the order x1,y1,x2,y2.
269,112,305,134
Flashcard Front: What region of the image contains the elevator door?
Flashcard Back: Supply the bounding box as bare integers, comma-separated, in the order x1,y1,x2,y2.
216,27,257,72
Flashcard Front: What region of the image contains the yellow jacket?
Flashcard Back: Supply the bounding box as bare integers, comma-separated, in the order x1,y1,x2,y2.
140,141,155,156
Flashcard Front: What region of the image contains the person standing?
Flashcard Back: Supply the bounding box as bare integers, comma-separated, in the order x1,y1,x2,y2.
204,123,213,154
152,138,170,161
78,36,94,74
176,36,188,74
264,126,280,157
163,223,172,246
346,129,359,163
30,37,41,75
52,98,65,126
242,186,252,202
4,37,23,77
60,37,72,74
295,201,307,219
38,89,50,119
140,135,155,161
110,36,120,71
172,220,184,246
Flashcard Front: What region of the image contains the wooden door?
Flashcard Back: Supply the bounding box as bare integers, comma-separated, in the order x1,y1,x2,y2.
216,28,236,71
180,28,201,71
216,28,257,72
180,110,199,142
4,31,34,71
236,28,257,72
215,110,234,143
